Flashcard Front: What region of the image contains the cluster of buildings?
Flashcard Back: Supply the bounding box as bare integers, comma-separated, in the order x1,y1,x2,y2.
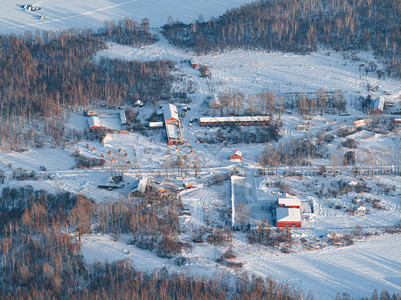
149,104,184,145
276,193,302,228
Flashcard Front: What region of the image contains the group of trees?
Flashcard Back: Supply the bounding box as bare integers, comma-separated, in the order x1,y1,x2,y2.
163,0,401,77
98,17,158,46
162,151,203,178
212,90,284,118
297,89,346,116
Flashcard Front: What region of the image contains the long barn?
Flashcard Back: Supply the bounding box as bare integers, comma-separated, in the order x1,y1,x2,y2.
200,116,270,126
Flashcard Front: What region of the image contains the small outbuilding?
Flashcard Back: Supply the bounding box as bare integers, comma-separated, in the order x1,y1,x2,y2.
135,100,143,107
230,150,243,162
373,96,385,114
190,58,199,68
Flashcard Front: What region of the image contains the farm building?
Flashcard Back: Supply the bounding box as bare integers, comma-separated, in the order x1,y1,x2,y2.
131,177,169,198
131,176,149,196
190,58,199,68
276,207,302,227
200,116,270,127
163,104,183,145
88,116,100,130
373,96,385,114
230,150,243,162
166,124,182,145
278,194,301,208
394,119,401,124
163,104,179,124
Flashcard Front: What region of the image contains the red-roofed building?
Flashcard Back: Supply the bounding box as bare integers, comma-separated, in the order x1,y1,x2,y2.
230,150,242,161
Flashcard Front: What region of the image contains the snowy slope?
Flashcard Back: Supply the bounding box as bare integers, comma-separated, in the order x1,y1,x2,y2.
0,0,252,35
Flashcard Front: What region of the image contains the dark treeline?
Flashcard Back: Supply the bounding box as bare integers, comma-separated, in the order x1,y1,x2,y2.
163,0,401,76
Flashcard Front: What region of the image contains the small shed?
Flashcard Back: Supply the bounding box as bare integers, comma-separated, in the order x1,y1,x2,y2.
190,58,199,68
276,207,302,227
230,150,242,162
373,96,385,114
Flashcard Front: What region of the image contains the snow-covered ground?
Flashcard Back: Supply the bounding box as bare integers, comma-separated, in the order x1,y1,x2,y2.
80,232,401,299
1,2,401,298
0,0,252,35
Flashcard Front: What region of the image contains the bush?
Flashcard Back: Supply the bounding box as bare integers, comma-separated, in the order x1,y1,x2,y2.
157,236,186,258
342,138,358,149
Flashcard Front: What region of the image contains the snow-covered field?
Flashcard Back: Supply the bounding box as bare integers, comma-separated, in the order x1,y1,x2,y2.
80,233,401,299
0,0,252,35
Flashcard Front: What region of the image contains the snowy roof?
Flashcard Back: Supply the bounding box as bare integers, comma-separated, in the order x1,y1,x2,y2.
149,122,164,128
163,104,179,122
200,116,270,123
276,207,302,222
373,96,384,111
132,177,148,194
119,110,126,124
232,150,242,157
278,196,301,207
166,124,178,139
88,116,100,128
